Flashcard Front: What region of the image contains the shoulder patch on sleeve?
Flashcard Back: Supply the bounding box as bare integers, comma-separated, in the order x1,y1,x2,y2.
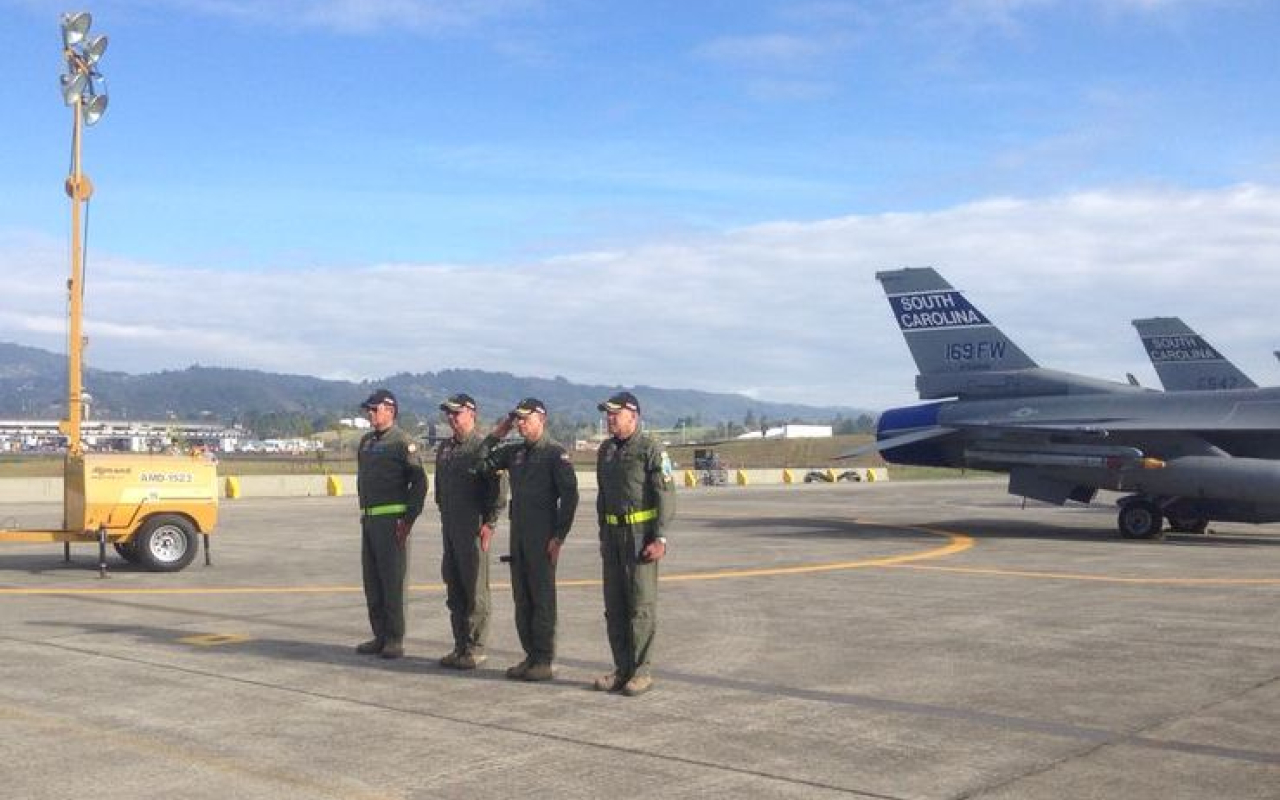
660,450,673,478
560,451,572,463
407,443,418,453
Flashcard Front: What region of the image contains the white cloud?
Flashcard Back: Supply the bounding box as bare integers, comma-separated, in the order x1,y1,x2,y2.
916,0,1217,62
3,183,1279,412
944,0,1201,23
743,77,838,102
694,33,833,65
295,0,538,35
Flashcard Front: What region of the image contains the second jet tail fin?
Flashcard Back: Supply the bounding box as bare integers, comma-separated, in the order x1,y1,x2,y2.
1132,317,1256,391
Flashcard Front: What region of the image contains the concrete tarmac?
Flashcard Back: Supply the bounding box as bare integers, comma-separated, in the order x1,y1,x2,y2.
2,479,1279,799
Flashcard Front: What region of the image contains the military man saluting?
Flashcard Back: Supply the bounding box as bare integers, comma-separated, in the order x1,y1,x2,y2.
355,389,428,660
592,391,675,696
477,398,578,682
434,393,503,670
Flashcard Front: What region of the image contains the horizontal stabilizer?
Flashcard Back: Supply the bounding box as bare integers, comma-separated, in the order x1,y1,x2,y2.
916,368,1146,400
838,425,955,459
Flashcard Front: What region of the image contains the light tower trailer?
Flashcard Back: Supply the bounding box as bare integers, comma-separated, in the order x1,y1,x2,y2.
0,12,219,575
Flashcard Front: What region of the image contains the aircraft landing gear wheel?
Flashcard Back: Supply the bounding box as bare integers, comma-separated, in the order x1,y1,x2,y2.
132,515,198,572
1167,515,1209,534
1118,500,1164,539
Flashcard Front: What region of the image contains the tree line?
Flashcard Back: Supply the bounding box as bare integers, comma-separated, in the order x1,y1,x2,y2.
241,409,876,445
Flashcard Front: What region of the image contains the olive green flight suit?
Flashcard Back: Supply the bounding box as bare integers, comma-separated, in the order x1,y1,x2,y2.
434,430,503,656
479,433,579,664
357,424,428,645
596,430,675,680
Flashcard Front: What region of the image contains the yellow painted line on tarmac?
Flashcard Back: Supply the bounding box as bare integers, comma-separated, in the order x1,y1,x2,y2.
0,584,372,596
889,563,1280,586
659,525,973,582
16,523,1273,592
0,524,972,595
179,632,253,646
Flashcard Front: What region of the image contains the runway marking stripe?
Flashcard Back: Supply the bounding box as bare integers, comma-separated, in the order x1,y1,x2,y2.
0,526,971,595
893,563,1280,585
0,585,371,596
5,521,1278,593
661,527,972,581
179,632,252,646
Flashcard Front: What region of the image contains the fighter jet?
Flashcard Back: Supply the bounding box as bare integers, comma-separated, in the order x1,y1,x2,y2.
1132,316,1257,391
862,267,1280,538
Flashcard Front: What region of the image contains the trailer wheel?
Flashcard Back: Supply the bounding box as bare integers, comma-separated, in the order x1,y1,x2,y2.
133,515,198,572
1118,500,1164,539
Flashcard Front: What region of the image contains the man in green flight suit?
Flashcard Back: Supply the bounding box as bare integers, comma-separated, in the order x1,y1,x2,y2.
478,398,579,682
434,393,503,670
355,388,428,660
592,391,675,696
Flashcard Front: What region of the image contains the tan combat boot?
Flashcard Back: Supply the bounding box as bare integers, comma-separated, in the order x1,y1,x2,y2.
592,671,625,692
622,674,653,696
455,651,486,670
379,639,405,659
523,662,555,682
439,649,461,668
505,658,533,680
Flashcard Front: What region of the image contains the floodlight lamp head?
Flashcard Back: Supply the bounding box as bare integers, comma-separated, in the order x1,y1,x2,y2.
60,11,92,48
60,72,87,105
83,93,108,126
82,34,108,65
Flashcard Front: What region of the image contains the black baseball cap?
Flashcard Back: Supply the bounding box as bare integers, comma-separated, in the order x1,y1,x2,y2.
511,397,547,418
598,391,640,414
439,393,477,413
360,388,397,409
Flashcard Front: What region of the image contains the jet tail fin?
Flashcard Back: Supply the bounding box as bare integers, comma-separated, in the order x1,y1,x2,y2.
877,267,1038,398
1132,317,1256,391
877,268,1143,399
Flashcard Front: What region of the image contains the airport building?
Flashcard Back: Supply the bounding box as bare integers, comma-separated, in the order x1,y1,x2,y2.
0,419,246,453
735,424,833,440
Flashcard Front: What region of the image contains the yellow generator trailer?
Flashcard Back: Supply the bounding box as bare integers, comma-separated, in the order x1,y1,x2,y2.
2,452,219,572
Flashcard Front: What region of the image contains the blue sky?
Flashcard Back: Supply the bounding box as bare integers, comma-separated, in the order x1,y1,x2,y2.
2,0,1279,411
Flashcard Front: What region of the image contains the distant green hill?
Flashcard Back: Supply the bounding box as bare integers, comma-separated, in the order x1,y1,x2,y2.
0,341,873,435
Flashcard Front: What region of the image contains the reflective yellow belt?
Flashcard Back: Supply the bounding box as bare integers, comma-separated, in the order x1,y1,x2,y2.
363,502,409,517
604,508,657,525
